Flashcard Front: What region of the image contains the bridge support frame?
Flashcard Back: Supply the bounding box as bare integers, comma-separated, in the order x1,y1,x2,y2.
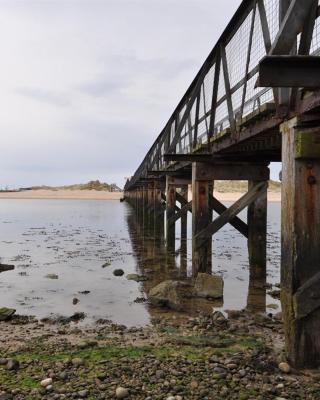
191,162,269,276
281,117,320,368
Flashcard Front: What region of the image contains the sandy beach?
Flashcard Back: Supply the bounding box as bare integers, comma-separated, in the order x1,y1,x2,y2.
0,189,123,200
214,191,281,202
0,189,281,202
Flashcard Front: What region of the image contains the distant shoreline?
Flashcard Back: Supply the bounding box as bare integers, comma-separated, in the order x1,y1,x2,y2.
0,189,123,200
0,189,281,202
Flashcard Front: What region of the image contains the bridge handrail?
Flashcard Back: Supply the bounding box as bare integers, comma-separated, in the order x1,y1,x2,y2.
125,0,320,190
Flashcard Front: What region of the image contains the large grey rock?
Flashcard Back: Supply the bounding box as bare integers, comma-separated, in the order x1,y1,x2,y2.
148,280,181,310
194,273,223,299
0,307,16,321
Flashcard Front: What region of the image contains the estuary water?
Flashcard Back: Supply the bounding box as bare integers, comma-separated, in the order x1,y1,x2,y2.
0,199,281,326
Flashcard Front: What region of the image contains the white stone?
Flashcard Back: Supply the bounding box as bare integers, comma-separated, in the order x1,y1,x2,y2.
278,362,291,373
116,387,129,399
40,378,52,387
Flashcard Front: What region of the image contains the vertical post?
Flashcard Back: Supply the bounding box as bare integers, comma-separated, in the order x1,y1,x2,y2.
192,162,212,275
154,180,165,239
281,117,320,368
180,185,188,277
278,0,293,113
180,185,188,243
247,179,268,312
166,176,176,253
247,178,268,302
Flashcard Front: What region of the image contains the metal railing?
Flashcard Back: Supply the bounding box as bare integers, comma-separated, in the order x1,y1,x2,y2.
125,0,320,190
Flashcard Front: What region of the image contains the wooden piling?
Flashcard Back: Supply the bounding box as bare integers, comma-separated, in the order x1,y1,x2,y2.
192,162,212,275
166,176,176,253
154,180,165,238
247,179,268,293
281,117,320,368
180,185,188,243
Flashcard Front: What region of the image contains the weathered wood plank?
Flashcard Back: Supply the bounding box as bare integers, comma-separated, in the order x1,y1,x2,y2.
165,177,176,252
247,179,267,292
281,117,320,368
180,185,188,248
193,162,270,181
192,163,212,274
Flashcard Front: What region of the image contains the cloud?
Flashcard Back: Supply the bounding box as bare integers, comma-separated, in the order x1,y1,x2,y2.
15,87,70,107
0,0,244,187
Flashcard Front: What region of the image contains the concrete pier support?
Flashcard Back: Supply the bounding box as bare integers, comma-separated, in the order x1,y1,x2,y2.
166,176,176,253
192,162,212,275
281,117,320,368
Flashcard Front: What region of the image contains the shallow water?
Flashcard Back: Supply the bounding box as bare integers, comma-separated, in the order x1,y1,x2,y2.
0,199,281,326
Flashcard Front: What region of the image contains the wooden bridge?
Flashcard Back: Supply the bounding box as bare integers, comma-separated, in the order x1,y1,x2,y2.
124,0,320,368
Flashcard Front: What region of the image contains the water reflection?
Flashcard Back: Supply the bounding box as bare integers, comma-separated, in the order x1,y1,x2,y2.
126,201,273,318
126,203,224,318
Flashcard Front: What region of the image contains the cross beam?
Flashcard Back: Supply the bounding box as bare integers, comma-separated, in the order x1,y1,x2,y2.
195,181,267,248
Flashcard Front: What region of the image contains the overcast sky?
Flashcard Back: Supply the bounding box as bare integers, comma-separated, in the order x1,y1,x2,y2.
0,0,280,188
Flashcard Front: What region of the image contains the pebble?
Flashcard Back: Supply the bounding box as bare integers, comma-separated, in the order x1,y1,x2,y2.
40,378,52,387
278,362,291,373
71,358,84,367
113,269,125,277
190,380,198,389
6,359,19,371
78,389,89,398
115,386,129,399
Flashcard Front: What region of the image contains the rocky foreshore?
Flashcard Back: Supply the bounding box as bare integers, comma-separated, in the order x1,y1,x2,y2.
0,310,319,400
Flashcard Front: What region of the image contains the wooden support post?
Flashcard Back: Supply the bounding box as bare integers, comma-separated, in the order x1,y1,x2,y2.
147,182,154,211
154,181,165,238
192,162,212,275
180,185,188,243
247,179,268,296
180,185,188,277
166,176,176,253
281,117,320,368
